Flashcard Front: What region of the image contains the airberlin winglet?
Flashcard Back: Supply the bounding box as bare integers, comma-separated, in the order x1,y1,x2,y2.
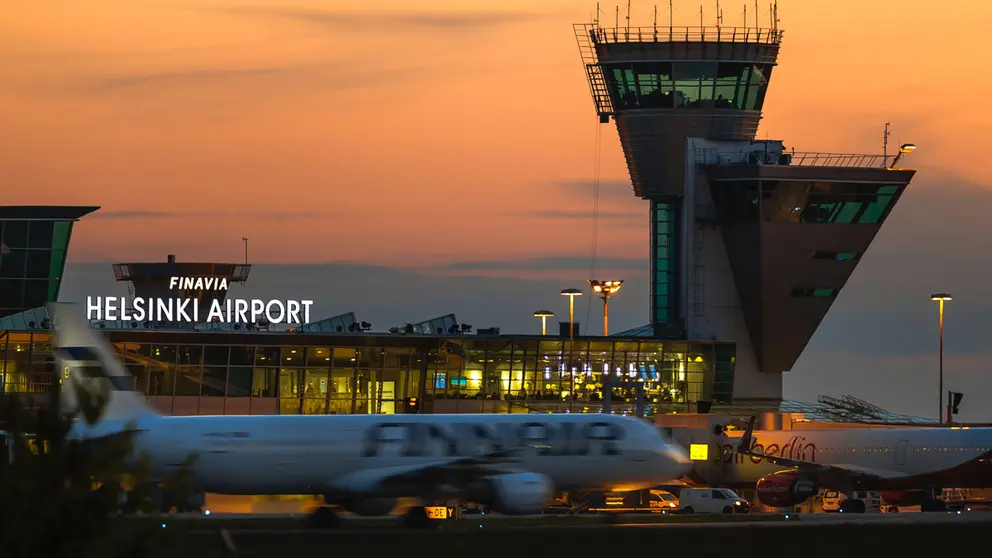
737,416,757,454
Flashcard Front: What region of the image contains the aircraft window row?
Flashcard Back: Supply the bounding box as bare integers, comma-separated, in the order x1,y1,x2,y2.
815,447,891,453
820,446,991,454
913,447,990,453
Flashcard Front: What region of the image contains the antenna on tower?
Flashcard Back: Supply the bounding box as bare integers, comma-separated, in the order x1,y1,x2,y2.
595,1,600,26
755,0,759,26
699,5,704,28
653,4,658,39
768,2,773,28
773,0,780,30
883,121,891,163
626,0,631,38
669,0,674,40
743,3,747,30
614,4,619,40
716,0,722,26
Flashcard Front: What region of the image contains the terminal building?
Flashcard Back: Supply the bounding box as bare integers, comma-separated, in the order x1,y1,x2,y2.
0,20,930,426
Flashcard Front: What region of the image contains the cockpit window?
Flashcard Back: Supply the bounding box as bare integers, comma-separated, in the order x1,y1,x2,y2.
660,493,676,501
712,490,727,500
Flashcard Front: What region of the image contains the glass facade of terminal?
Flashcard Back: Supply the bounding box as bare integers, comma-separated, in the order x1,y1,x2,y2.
0,220,75,318
710,181,906,226
0,331,735,416
651,199,680,329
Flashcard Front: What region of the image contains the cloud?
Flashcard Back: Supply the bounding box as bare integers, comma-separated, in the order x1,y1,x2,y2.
209,6,545,31
434,256,647,273
92,66,288,92
553,179,638,200
519,208,643,223
89,210,340,220
80,61,427,95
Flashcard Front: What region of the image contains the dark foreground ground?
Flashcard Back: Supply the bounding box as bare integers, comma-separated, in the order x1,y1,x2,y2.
135,512,992,558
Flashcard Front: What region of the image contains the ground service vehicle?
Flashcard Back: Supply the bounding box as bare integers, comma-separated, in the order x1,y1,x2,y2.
822,490,882,513
678,488,750,514
581,489,679,513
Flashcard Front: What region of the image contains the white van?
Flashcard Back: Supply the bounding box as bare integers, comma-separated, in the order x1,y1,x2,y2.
679,488,750,514
822,490,882,513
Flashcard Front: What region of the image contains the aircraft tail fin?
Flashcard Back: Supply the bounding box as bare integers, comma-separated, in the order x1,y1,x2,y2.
48,303,161,426
737,415,757,454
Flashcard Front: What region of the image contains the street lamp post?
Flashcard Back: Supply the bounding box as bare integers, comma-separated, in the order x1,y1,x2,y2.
560,289,583,339
930,293,952,423
560,289,583,413
533,310,554,336
588,280,624,336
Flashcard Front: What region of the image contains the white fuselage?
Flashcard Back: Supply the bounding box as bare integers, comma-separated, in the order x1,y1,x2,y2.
714,428,992,488
74,413,688,496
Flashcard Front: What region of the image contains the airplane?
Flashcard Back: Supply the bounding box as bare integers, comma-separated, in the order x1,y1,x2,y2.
723,416,992,512
48,302,692,527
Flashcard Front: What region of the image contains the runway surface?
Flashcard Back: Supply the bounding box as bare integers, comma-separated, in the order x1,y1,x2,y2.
175,510,992,535
169,512,992,557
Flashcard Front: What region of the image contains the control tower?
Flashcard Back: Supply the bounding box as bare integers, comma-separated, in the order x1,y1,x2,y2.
113,255,251,328
575,15,917,400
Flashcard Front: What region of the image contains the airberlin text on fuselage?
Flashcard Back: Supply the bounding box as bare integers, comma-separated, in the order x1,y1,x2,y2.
361,421,625,458
719,437,816,464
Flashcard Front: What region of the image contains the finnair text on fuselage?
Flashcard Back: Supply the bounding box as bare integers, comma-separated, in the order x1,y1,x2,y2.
170,276,228,291
361,420,625,458
85,296,313,325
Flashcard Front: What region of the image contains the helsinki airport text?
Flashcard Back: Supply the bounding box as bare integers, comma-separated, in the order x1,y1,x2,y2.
86,296,314,325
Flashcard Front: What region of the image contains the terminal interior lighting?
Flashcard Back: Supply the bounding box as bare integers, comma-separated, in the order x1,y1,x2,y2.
533,310,555,336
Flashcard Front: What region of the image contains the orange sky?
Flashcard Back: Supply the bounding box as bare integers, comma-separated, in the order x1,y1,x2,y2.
1,0,989,267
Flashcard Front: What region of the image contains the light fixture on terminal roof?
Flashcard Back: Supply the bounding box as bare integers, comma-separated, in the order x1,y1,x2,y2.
889,143,917,169
587,280,623,336
533,310,554,336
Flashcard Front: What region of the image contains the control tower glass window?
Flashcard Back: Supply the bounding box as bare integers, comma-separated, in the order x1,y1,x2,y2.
635,62,674,108
743,64,773,111
673,62,717,108
714,63,750,109
604,62,774,111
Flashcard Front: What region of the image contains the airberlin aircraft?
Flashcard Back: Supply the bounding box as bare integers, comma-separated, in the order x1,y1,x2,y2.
49,303,691,527
721,417,992,512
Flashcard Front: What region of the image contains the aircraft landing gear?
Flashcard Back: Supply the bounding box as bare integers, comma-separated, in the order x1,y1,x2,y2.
402,506,433,529
308,506,340,529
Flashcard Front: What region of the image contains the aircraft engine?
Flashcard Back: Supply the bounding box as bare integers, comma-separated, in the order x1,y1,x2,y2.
339,497,398,517
755,471,818,508
466,472,554,515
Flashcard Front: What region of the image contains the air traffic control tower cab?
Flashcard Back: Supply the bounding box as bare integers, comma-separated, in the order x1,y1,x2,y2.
112,254,251,329
575,14,916,400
